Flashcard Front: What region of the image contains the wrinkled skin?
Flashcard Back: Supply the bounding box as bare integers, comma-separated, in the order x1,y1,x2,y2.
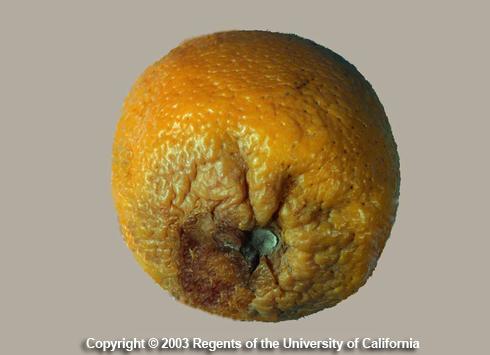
112,31,400,321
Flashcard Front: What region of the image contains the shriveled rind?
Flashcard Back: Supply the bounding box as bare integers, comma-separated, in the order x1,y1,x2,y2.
112,31,399,321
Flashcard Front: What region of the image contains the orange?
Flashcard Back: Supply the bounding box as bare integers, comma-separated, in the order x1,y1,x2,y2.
112,30,400,321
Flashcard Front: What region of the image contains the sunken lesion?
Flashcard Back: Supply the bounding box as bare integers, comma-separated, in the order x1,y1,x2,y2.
177,213,280,317
179,232,251,310
178,214,252,312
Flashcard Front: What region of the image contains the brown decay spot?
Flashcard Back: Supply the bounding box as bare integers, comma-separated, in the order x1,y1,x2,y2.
213,224,246,251
178,216,254,310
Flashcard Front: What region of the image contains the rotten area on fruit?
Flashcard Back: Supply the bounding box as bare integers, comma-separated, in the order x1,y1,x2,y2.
178,215,281,309
213,226,279,272
240,228,279,271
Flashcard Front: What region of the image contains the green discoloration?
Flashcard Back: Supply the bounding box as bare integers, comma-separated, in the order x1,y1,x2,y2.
251,228,278,256
240,228,279,271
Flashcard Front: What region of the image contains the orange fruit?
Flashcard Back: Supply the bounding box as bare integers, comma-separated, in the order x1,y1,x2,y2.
112,30,400,321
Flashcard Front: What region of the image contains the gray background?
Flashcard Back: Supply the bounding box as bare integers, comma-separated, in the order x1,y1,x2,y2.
1,1,488,354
